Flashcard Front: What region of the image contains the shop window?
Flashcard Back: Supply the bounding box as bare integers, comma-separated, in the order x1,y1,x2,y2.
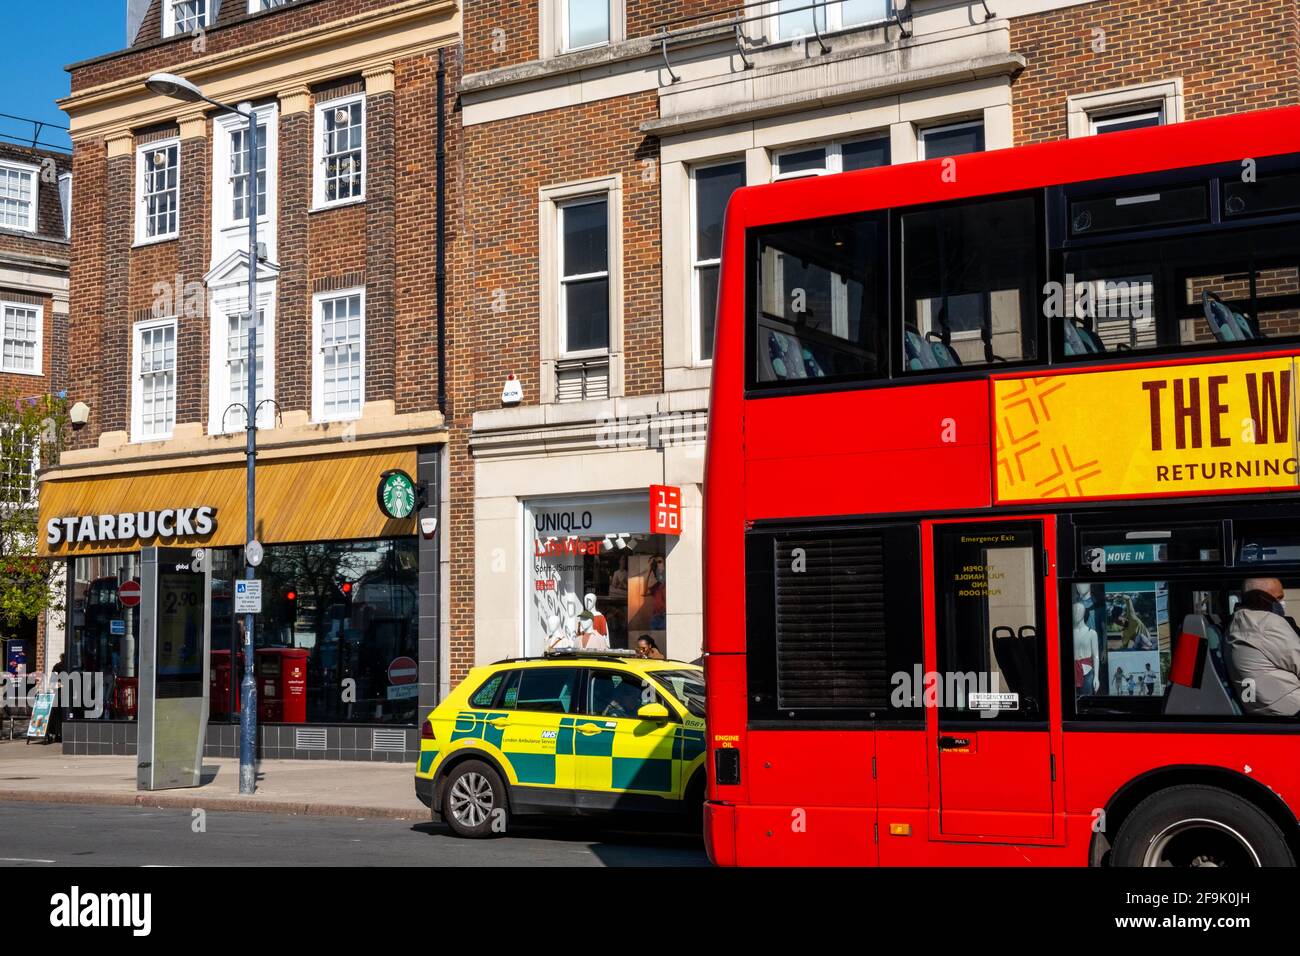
933,524,1047,722
527,498,668,658
691,159,745,364
200,539,420,725
745,523,923,721
752,212,888,386
900,194,1039,373
67,554,144,721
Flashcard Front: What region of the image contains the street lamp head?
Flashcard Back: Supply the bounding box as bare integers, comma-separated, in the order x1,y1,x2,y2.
145,72,205,102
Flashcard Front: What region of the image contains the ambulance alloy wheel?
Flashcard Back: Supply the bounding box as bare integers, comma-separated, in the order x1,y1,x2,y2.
443,760,509,838
1111,785,1294,867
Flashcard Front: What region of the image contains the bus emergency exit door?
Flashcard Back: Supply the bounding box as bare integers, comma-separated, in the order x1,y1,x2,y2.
924,518,1064,844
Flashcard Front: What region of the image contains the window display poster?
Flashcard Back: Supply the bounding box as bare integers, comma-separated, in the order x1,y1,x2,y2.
1108,650,1163,697
1103,581,1169,653
527,496,666,658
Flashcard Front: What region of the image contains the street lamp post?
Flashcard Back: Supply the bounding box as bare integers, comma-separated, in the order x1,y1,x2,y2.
146,73,261,795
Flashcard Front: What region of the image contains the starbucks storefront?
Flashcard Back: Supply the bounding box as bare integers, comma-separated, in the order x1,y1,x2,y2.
38,444,441,762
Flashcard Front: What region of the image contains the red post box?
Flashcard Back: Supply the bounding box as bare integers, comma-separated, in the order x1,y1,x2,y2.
210,650,233,719
256,648,309,723
112,677,138,719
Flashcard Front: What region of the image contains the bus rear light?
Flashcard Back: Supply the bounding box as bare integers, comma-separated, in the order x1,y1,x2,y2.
421,719,436,741
715,747,741,786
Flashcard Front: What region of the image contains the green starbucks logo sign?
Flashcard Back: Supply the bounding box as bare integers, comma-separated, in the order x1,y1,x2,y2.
377,470,418,519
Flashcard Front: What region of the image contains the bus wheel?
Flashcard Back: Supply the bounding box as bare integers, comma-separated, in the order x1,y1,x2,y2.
443,760,508,839
1112,785,1294,867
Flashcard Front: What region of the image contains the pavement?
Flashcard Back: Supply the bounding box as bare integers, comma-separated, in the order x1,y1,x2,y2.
0,738,426,821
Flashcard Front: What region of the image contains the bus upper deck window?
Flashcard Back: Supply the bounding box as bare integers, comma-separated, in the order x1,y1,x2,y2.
1223,169,1300,219
900,194,1039,374
1069,184,1208,237
752,213,886,387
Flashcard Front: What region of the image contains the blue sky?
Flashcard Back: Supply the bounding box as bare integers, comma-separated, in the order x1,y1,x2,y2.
2,1,124,153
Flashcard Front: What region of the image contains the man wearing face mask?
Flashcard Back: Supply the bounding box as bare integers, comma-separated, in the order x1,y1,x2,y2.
1227,578,1300,717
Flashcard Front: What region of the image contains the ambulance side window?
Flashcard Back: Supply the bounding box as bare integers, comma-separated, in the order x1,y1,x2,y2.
470,672,506,708
587,671,659,719
513,668,579,713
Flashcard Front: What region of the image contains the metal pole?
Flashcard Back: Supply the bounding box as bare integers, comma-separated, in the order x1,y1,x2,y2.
239,106,259,795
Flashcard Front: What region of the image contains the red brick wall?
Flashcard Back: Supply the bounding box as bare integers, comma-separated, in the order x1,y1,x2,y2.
1011,0,1300,145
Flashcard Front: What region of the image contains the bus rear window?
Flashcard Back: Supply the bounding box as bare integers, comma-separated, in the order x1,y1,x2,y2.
752,213,886,386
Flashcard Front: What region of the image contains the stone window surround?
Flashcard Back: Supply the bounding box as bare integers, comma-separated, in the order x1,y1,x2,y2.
659,77,1012,392
539,175,626,404
206,273,278,436
1066,79,1183,139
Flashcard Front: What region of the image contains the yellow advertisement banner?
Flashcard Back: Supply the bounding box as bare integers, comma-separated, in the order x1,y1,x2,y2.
994,356,1299,503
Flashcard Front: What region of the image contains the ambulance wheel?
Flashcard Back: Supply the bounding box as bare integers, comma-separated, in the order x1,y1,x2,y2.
1111,785,1293,867
443,760,509,838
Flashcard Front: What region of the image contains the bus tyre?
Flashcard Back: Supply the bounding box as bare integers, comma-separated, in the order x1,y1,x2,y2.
442,760,509,839
1112,785,1294,867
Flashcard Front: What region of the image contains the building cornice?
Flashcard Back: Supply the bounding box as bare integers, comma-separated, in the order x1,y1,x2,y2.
60,0,460,142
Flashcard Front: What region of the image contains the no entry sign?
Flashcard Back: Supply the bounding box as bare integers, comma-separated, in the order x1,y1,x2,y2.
119,580,142,608
388,656,418,685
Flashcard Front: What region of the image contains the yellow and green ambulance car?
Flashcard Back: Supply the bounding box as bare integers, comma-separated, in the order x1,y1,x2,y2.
414,650,706,837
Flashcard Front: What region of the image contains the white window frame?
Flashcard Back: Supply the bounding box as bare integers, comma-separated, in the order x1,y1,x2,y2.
918,119,985,160
212,104,279,265
163,0,210,37
1067,80,1183,139
561,0,612,53
312,93,367,211
0,423,39,506
311,287,366,423
772,0,890,41
557,195,612,358
771,135,888,181
690,158,746,366
0,160,38,234
131,316,178,443
207,285,277,435
59,171,72,240
0,300,43,376
135,139,181,245
248,0,290,12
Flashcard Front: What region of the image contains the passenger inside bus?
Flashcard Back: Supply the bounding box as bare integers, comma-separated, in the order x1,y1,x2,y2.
1226,577,1300,717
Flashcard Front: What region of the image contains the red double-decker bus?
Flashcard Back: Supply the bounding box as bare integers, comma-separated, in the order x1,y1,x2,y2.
703,106,1300,867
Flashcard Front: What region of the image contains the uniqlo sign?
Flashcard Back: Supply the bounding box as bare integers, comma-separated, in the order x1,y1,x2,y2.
649,485,682,536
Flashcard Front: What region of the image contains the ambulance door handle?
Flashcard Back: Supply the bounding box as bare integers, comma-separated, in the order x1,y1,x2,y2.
489,718,509,730
578,723,603,736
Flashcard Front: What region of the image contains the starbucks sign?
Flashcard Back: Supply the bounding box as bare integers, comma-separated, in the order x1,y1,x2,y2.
377,470,418,519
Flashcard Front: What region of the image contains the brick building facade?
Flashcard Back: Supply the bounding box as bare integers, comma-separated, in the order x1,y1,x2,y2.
49,0,460,760
446,0,1300,683
0,140,71,679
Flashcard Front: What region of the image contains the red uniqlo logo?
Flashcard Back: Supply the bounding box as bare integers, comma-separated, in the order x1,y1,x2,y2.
650,485,682,536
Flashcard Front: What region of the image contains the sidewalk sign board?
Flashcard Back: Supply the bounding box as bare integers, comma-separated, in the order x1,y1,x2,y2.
26,690,56,743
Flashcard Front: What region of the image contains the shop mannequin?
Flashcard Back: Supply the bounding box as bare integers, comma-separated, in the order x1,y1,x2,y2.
583,593,609,639
1073,601,1101,695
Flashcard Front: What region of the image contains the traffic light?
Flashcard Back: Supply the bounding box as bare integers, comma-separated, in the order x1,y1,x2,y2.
333,580,354,621
285,589,297,621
